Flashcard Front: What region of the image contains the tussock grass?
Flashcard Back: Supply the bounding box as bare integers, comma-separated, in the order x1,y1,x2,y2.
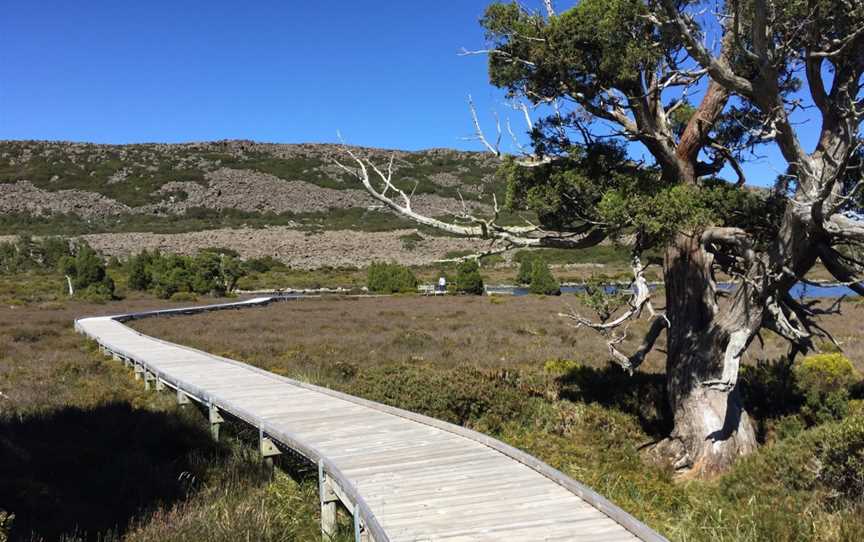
3,278,864,541
0,295,333,541
134,296,864,541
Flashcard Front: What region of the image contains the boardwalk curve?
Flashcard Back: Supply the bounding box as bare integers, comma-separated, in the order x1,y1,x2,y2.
75,297,669,542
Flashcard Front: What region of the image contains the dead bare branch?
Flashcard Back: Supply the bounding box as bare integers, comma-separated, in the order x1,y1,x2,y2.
559,255,668,372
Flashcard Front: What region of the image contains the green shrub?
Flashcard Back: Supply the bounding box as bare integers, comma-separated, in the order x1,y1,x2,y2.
795,353,860,425
366,262,417,294
127,250,246,298
78,283,115,303
170,291,199,302
543,358,581,376
217,254,245,295
191,251,244,296
0,235,72,274
0,241,24,274
455,260,484,295
344,364,537,431
818,414,864,503
716,414,864,531
773,414,806,440
150,254,193,299
739,359,802,440
127,250,154,291
796,353,859,394
36,237,71,269
59,243,115,299
529,259,561,295
192,252,226,295
516,255,536,285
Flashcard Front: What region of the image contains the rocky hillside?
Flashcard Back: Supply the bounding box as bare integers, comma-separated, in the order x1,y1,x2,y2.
0,140,500,225
0,140,507,267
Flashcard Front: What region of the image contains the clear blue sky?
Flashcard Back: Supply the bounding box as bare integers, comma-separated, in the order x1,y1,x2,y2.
1,1,818,186
1,1,504,149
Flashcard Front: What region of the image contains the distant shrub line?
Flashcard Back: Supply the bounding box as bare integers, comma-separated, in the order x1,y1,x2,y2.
127,248,250,299
0,235,115,301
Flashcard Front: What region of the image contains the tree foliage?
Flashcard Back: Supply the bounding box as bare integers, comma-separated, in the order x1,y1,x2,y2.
60,243,115,300
515,252,540,284
126,249,246,299
0,235,72,274
455,260,485,295
528,258,561,295
366,262,418,294
485,0,791,251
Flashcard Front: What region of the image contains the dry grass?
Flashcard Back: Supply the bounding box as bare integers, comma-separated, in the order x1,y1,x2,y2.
131,295,864,542
3,282,864,542
0,294,336,542
132,294,864,375
133,295,646,371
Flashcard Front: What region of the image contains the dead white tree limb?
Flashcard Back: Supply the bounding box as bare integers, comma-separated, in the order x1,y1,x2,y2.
559,255,669,372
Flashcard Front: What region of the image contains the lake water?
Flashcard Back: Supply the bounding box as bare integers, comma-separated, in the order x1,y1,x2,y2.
485,282,860,299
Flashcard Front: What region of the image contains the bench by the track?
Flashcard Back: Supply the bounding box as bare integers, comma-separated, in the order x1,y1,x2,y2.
75,297,669,542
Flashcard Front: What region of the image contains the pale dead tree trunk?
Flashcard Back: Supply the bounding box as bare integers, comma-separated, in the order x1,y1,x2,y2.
65,275,74,296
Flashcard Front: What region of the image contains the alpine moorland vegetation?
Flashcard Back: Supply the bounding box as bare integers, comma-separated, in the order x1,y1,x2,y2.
131,297,864,541
2,272,864,541
0,293,355,542
0,140,501,236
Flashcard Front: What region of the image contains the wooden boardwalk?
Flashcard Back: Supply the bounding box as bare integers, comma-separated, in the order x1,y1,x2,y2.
75,297,668,542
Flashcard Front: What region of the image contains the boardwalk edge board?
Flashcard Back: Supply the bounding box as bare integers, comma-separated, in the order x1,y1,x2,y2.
75,297,669,542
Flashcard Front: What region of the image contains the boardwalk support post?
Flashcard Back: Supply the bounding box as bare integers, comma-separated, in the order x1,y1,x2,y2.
319,460,338,540
176,389,191,406
209,404,224,441
134,363,144,381
259,429,281,472
353,503,370,542
155,377,165,392
144,371,156,391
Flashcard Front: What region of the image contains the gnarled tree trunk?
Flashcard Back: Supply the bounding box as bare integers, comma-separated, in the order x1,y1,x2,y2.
658,234,758,477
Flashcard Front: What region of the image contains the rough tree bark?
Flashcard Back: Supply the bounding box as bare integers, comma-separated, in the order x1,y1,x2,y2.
643,68,760,474
658,235,758,475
